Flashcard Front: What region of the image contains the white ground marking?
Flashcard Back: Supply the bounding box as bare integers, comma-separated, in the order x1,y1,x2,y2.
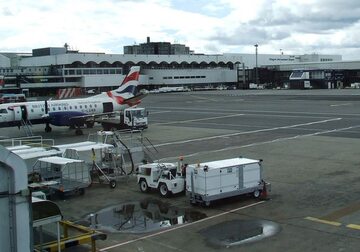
153,118,342,148
153,113,245,125
149,106,360,117
99,201,265,251
330,103,351,107
161,125,360,161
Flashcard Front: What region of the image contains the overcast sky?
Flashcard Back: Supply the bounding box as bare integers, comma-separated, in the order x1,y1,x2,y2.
1,0,360,60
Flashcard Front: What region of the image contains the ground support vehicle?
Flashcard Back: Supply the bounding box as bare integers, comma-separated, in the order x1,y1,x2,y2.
186,157,270,206
97,107,148,131
137,162,185,197
30,156,91,198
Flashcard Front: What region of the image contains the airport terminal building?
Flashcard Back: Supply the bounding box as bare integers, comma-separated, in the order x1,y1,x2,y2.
0,39,359,95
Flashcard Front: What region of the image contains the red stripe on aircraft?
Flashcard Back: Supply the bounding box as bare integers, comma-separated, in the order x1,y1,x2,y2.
107,91,125,104
121,71,139,85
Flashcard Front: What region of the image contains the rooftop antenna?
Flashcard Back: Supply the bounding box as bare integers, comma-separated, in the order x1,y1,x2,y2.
64,43,69,52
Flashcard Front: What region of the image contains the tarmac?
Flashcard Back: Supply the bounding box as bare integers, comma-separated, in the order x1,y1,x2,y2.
3,89,360,251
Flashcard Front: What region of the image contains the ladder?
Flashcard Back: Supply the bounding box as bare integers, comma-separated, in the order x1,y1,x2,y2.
21,119,33,136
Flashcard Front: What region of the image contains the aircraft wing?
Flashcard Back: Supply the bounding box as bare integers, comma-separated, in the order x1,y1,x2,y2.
69,112,116,125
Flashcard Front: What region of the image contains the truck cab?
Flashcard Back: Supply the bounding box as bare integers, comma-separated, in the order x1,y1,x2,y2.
137,163,185,197
124,107,148,129
99,107,148,131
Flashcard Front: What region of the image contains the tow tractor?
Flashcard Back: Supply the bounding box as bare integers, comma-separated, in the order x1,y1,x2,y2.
137,162,185,197
97,107,148,131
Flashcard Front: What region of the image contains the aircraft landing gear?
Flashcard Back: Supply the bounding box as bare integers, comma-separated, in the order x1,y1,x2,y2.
86,121,94,128
45,123,52,133
75,128,83,135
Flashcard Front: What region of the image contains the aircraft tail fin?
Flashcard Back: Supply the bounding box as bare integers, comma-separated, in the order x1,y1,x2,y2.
91,66,141,101
113,66,140,95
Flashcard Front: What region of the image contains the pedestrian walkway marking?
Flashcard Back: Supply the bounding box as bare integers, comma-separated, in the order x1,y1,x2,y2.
305,216,341,226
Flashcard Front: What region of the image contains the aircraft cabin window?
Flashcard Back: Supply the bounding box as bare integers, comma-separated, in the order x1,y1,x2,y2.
41,108,44,112
89,105,92,108
53,107,56,111
58,107,61,110
64,107,67,110
70,106,72,109
31,109,34,112
80,105,82,109
85,105,87,108
75,106,77,109
94,104,97,108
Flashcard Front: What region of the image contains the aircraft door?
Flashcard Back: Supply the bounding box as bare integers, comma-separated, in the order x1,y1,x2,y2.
20,105,27,121
103,102,113,113
124,110,132,126
13,105,27,121
13,106,22,121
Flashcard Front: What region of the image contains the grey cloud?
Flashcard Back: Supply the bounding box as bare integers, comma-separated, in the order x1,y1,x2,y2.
2,7,13,16
209,24,290,46
251,0,360,33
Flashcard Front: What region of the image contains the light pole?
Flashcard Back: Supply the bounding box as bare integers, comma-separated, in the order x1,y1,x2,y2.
254,44,259,84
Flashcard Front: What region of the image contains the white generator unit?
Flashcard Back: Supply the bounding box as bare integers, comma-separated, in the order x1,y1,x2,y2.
186,157,270,206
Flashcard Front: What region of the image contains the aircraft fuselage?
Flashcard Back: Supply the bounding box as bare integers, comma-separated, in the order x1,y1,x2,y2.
0,96,128,128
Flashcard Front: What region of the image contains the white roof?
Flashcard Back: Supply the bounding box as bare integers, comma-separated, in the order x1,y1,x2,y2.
97,130,115,136
139,162,176,169
13,147,46,154
52,141,96,152
68,143,113,152
197,157,259,169
18,149,62,160
7,145,31,151
37,156,84,165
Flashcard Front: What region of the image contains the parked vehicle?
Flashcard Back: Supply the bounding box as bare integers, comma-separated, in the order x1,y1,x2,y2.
186,157,270,206
97,107,148,131
0,93,26,104
137,162,185,197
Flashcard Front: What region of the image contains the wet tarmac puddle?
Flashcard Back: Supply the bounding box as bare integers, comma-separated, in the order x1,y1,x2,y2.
200,219,281,247
83,199,207,233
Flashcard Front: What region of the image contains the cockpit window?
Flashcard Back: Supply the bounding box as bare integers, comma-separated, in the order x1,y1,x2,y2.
0,108,8,113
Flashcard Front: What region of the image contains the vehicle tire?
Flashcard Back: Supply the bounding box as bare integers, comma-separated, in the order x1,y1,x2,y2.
159,183,170,197
79,188,85,195
86,121,94,128
109,180,116,189
45,125,52,133
28,172,41,183
253,190,261,198
139,179,149,192
75,129,83,135
190,200,197,206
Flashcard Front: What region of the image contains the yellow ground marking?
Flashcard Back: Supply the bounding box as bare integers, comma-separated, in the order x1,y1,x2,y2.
347,224,360,230
305,216,342,227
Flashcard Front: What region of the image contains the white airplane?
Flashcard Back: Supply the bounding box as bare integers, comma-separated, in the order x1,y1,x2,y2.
0,66,145,135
